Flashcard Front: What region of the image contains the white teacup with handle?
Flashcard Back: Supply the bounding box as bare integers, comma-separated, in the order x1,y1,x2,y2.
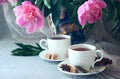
68,44,103,71
39,35,71,59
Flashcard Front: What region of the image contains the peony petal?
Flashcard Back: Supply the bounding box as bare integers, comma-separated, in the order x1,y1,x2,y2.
22,1,32,5
37,19,44,30
84,12,93,23
26,23,36,33
85,1,91,10
13,6,22,16
77,2,87,16
88,0,106,8
96,0,107,8
16,15,26,27
78,14,87,26
87,15,96,24
97,11,102,19
37,14,44,29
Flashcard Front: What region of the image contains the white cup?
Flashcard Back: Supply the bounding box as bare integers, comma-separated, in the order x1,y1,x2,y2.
68,44,103,71
39,35,71,59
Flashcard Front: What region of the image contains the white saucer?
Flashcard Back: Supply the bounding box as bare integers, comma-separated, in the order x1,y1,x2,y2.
57,59,106,76
39,50,67,62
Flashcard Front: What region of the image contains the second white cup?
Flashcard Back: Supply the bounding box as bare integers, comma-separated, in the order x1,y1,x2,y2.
39,35,71,59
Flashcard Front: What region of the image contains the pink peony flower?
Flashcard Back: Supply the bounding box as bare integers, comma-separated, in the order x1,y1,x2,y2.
13,1,44,33
77,0,106,27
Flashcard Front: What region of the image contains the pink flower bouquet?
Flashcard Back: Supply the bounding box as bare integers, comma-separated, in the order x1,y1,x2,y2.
1,0,120,36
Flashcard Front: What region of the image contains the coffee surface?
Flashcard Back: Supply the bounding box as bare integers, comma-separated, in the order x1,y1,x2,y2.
50,37,66,40
73,48,90,51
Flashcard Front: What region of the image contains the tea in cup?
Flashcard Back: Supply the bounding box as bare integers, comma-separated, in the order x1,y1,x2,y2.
68,44,103,71
39,35,71,59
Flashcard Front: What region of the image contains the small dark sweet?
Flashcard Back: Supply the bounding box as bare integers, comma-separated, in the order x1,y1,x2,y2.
95,57,112,66
60,64,71,72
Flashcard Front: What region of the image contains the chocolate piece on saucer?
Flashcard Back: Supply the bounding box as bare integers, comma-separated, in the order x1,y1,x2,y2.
95,57,112,66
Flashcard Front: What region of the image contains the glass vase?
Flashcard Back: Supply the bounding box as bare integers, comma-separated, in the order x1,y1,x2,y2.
2,3,48,43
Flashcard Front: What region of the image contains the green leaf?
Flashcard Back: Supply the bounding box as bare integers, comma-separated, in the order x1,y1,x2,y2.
50,0,58,5
43,0,51,9
65,3,80,26
15,43,30,50
11,43,44,56
35,0,44,10
12,48,24,53
72,0,86,5
51,0,62,26
36,43,43,50
30,0,36,4
44,5,51,17
17,0,24,5
111,20,119,33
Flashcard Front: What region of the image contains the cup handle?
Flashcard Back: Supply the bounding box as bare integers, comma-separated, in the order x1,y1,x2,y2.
39,39,48,49
92,50,103,68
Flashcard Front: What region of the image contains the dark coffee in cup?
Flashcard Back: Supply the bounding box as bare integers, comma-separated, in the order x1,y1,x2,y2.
73,48,90,51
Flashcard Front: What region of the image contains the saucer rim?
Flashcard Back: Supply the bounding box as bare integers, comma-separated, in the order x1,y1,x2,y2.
57,59,106,76
39,49,67,62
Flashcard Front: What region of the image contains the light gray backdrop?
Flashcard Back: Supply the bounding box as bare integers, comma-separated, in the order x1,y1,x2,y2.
0,5,10,39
